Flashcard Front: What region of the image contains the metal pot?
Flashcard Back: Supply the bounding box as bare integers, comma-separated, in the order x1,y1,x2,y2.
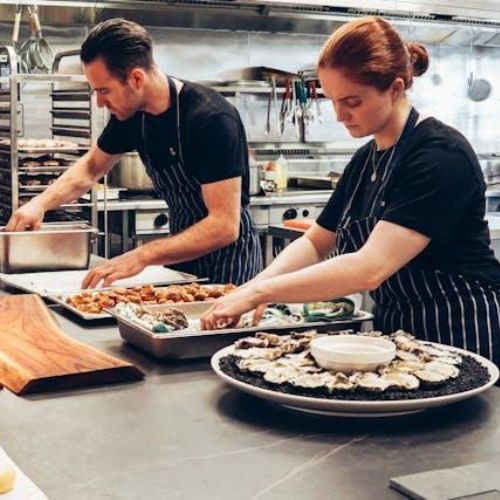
109,152,154,190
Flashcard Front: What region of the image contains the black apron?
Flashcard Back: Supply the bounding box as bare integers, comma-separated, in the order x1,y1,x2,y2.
336,107,500,367
140,76,263,285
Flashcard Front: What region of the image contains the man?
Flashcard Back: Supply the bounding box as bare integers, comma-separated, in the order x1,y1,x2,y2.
7,18,262,287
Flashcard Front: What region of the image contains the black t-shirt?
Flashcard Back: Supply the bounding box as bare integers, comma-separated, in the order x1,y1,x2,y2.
317,116,500,287
97,79,250,205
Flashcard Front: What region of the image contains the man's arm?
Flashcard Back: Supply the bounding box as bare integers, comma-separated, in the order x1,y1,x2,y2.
6,145,122,231
82,176,242,288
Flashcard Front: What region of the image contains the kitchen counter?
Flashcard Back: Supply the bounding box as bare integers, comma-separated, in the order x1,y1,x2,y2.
96,190,333,212
0,291,499,500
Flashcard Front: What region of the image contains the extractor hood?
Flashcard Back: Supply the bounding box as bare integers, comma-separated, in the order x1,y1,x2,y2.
1,0,500,46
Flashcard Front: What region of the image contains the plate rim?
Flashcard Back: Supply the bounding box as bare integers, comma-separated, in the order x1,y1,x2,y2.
210,341,499,414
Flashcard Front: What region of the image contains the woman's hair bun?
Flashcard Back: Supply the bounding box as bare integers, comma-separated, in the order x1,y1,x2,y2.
407,42,429,77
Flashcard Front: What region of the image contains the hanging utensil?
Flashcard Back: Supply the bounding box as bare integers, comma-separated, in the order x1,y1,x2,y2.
310,80,323,124
467,39,492,102
271,76,279,135
279,79,292,134
31,4,53,71
264,82,271,135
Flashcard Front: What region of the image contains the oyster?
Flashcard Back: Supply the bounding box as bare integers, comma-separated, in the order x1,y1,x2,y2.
263,365,302,384
390,360,426,373
395,349,420,362
290,372,336,389
392,331,419,352
425,361,460,379
355,372,389,392
413,369,450,385
255,332,282,347
380,371,420,390
326,372,356,391
237,358,272,374
234,337,269,349
234,347,284,360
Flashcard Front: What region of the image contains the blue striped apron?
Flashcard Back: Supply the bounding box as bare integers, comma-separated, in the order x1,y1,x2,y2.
140,76,263,285
335,108,500,367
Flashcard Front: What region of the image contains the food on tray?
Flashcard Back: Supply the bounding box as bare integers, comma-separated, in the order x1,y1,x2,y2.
219,330,490,399
115,302,188,333
66,283,237,314
302,298,355,322
238,304,304,328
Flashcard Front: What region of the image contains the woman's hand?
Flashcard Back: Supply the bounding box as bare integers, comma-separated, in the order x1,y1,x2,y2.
200,285,267,330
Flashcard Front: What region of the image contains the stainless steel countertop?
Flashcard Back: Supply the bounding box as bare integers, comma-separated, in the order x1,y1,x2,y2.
0,287,499,499
96,191,333,211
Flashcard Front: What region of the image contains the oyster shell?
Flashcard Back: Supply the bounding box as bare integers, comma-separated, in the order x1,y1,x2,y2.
290,372,336,389
237,358,272,374
395,350,420,362
234,337,269,349
326,372,356,391
413,369,449,385
425,361,460,379
263,365,302,384
390,360,426,373
255,332,282,347
234,347,283,360
354,372,389,392
380,371,420,390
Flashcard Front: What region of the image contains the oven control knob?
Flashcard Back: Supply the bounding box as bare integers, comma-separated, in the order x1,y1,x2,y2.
154,213,169,228
283,208,298,220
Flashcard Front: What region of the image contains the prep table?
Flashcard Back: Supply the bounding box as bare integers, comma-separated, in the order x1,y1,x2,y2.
0,287,499,499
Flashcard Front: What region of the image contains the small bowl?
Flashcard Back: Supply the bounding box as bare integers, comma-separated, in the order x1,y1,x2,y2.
310,335,396,374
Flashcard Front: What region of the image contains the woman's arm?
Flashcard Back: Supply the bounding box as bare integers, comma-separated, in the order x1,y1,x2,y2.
201,220,429,329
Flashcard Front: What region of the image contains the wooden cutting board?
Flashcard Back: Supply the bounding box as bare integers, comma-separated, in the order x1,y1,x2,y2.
0,294,144,395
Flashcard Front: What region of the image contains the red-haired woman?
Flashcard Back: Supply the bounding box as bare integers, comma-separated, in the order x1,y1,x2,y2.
202,17,500,366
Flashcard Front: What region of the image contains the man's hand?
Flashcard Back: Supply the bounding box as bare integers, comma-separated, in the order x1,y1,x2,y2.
82,248,149,289
6,199,46,231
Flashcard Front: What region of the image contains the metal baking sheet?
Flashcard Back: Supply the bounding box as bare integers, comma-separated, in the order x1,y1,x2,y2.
107,303,374,360
46,281,219,321
0,266,200,298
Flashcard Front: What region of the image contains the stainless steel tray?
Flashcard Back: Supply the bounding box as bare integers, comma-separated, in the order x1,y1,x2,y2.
107,303,374,360
0,223,97,273
0,266,199,297
44,278,215,320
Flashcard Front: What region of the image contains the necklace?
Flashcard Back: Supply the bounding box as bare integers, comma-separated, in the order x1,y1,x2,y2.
370,144,396,182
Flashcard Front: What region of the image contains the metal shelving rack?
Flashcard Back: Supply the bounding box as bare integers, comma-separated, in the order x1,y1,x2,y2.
0,45,98,235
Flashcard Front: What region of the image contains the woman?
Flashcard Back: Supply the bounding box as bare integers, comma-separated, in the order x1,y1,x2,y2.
202,17,500,367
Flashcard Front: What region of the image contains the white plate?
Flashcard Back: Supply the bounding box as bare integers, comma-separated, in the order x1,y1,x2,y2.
211,343,499,418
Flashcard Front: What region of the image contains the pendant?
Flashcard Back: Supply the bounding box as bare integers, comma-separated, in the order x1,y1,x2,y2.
370,172,377,182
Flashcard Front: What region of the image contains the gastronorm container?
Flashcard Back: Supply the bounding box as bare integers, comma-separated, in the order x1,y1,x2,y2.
0,223,98,273
106,302,374,360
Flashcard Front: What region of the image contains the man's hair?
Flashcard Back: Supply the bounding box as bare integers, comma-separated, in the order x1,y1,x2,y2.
81,18,153,82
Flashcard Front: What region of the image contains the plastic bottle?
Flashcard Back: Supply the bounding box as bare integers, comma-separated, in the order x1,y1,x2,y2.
275,154,288,192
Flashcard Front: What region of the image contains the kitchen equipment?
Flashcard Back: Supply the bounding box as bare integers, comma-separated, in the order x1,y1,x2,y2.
109,152,154,190
108,302,372,360
0,294,144,395
467,39,492,102
248,158,261,195
0,265,199,297
0,223,97,273
31,4,53,71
